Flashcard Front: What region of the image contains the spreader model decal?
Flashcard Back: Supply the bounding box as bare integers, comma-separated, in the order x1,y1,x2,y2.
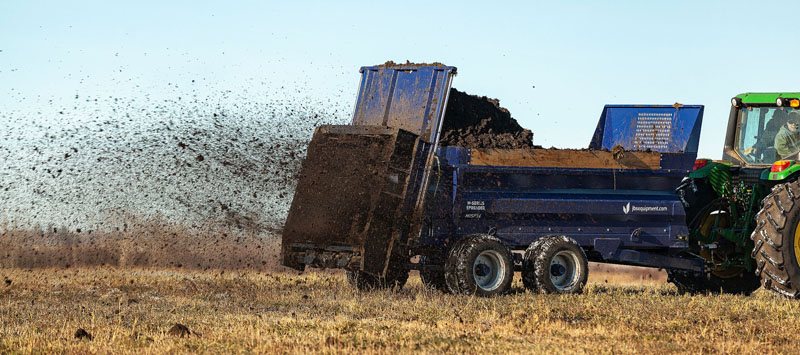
464,200,486,218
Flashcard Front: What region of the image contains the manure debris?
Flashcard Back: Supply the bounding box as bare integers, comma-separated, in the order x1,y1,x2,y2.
74,328,93,340
167,323,192,338
0,87,349,270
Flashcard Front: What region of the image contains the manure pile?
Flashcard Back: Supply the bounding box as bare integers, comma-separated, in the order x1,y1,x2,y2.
439,88,535,149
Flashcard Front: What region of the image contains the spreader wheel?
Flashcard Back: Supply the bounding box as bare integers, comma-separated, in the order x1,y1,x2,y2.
521,237,549,291
526,235,588,294
346,268,408,291
345,270,357,287
444,234,514,296
344,250,409,291
420,268,448,292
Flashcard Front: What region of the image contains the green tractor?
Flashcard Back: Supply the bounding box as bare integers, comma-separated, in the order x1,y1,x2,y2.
672,93,800,297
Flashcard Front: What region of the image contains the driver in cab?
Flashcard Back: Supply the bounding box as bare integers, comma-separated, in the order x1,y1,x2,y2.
775,112,800,158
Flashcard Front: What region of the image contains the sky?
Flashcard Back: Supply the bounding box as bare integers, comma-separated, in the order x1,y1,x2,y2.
2,0,800,158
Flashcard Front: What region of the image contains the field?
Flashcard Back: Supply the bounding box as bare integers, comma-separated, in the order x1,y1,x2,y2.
2,265,800,354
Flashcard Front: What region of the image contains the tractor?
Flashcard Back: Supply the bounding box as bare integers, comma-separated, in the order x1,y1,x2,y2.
674,93,800,297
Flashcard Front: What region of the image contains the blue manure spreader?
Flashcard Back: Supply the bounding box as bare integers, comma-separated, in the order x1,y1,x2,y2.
281,64,706,296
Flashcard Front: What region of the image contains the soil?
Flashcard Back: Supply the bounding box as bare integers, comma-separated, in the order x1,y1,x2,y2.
439,88,535,149
469,148,662,169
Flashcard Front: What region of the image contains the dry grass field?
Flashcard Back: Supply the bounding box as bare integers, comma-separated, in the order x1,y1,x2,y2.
1,265,799,354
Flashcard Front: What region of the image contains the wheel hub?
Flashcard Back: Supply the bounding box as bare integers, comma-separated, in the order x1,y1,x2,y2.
472,250,506,291
549,250,579,290
474,263,490,277
550,263,567,277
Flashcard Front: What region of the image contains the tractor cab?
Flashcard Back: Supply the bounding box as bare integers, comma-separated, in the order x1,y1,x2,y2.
723,93,800,172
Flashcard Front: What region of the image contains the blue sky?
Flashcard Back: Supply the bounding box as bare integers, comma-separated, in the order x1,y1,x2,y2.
2,1,799,157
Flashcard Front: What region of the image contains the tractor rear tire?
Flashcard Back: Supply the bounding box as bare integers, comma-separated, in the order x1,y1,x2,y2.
444,234,514,296
751,181,800,298
526,235,588,294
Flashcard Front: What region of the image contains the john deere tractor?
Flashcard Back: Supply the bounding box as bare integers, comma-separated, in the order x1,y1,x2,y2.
672,93,800,297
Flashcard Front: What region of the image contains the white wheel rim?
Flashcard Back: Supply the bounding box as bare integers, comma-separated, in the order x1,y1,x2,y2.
472,250,506,291
549,250,580,290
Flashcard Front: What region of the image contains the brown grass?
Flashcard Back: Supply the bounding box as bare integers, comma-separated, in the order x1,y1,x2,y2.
1,267,799,354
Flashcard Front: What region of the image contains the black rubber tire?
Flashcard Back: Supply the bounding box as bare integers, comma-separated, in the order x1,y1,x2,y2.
666,269,761,295
346,268,408,291
521,237,549,292
420,269,448,292
345,270,357,287
344,251,409,291
444,234,514,296
529,235,588,294
751,181,800,298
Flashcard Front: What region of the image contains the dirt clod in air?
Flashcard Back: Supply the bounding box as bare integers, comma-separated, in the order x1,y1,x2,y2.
439,88,534,149
611,145,625,160
373,60,448,68
167,323,191,338
74,328,93,340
